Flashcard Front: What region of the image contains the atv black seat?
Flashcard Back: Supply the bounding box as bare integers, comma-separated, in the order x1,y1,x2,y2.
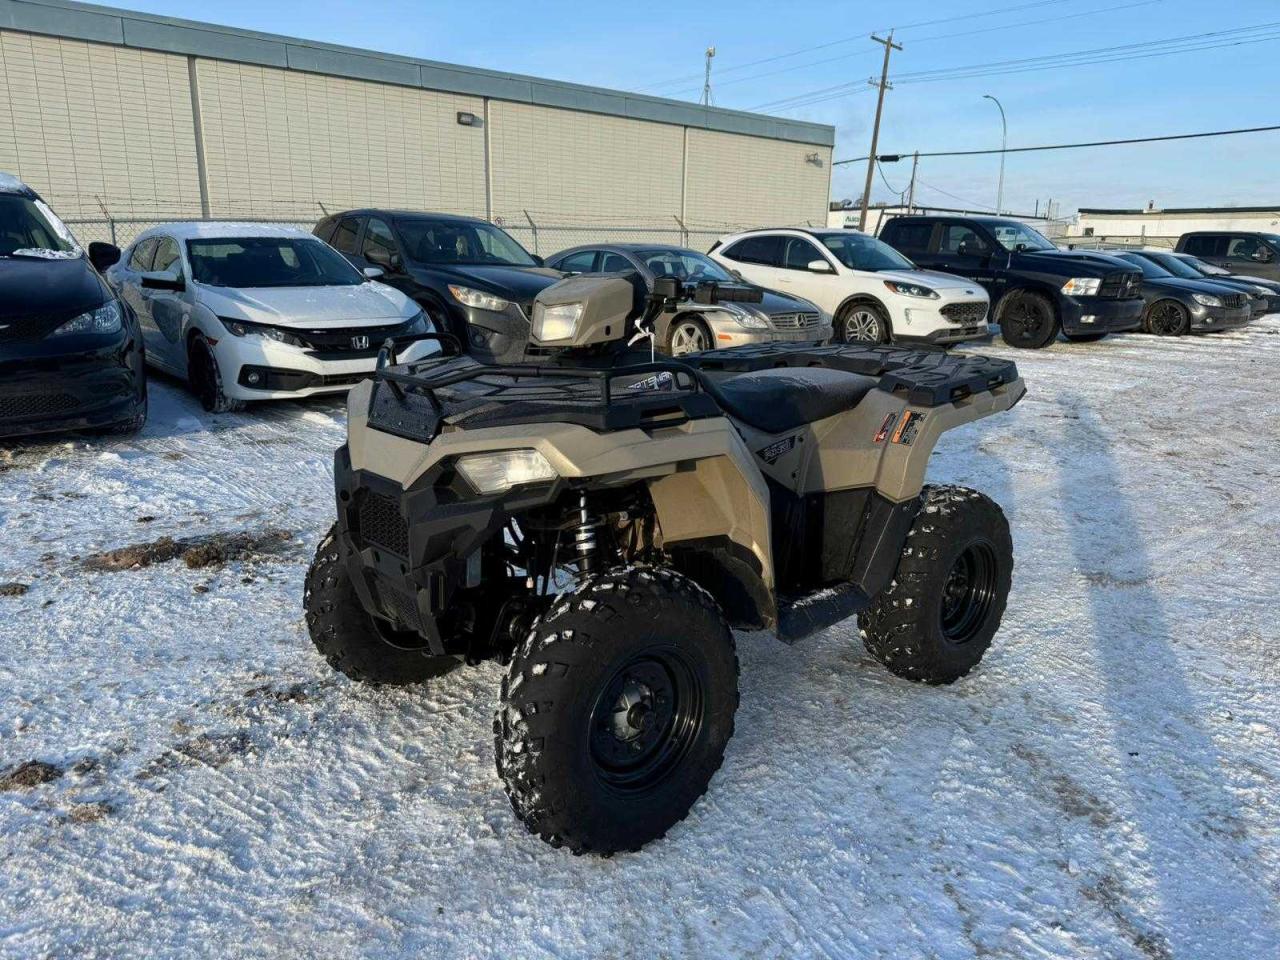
716,367,878,433
685,343,1019,407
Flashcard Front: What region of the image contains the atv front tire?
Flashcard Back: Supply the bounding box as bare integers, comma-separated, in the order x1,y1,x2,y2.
496,566,739,855
858,485,1012,685
303,525,459,685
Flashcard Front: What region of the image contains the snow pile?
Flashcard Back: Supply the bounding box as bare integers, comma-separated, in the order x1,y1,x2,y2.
2,319,1279,958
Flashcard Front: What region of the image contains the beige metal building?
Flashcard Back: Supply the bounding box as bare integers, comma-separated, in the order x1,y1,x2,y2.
0,0,834,251
1067,205,1280,248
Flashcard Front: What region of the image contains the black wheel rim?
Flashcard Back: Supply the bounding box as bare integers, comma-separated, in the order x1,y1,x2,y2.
939,540,998,645
588,649,703,793
1149,302,1184,335
1005,299,1049,344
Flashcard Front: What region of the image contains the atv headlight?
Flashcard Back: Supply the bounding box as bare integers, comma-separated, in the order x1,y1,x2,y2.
1192,293,1222,308
531,302,584,342
448,285,510,312
455,449,557,494
220,318,307,348
49,300,123,337
1061,277,1101,296
883,280,939,299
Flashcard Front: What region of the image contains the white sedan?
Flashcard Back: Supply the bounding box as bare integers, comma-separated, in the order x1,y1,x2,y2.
107,223,435,412
710,227,990,346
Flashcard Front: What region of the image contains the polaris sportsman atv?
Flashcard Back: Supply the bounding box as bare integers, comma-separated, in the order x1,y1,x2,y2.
304,274,1025,855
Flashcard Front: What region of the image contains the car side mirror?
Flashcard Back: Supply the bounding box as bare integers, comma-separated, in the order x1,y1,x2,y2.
729,268,744,280
88,241,121,272
807,259,834,274
363,266,385,280
140,269,185,292
531,254,545,267
1253,247,1274,263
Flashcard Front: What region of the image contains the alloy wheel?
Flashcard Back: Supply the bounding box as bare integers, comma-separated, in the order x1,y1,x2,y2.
670,321,709,355
1148,302,1186,336
843,309,883,342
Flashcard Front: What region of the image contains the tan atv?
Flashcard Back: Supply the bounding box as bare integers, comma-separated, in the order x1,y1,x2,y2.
304,274,1026,855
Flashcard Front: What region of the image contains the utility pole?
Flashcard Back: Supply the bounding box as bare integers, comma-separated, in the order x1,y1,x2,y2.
858,32,902,232
702,47,716,106
905,151,919,212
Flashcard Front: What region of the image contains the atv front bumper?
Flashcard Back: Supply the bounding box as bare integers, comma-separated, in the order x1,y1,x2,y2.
332,443,559,654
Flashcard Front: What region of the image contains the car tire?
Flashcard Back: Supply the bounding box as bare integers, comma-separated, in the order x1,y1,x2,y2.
188,335,245,413
837,301,890,343
303,525,461,685
1143,299,1190,336
996,291,1059,348
665,316,713,356
495,565,739,855
1063,332,1108,342
858,485,1012,685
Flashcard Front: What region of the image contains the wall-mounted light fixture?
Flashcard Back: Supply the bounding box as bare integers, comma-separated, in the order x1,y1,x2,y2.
805,152,824,167
457,111,479,127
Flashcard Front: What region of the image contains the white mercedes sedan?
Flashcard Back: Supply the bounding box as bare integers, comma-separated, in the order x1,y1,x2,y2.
107,223,435,412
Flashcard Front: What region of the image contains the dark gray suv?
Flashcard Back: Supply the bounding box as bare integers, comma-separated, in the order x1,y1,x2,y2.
1175,231,1280,282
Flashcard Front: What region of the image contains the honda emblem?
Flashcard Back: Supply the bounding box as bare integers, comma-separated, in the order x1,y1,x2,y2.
351,335,370,350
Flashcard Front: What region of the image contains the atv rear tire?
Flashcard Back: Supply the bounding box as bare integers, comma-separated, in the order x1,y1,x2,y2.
997,291,1059,348
495,565,738,855
303,525,460,685
858,485,1012,685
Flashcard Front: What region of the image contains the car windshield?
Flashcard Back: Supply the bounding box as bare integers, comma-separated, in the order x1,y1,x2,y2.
0,193,81,259
1118,253,1172,279
988,222,1056,252
638,249,736,283
1142,252,1203,280
187,237,364,287
1181,254,1228,275
397,219,537,267
819,233,915,271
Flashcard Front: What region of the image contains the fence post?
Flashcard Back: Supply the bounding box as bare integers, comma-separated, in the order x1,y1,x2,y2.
523,209,538,254
95,196,116,246
674,215,688,247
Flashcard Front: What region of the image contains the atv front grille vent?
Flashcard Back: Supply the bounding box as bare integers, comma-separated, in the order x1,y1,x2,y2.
941,302,988,324
357,491,410,557
770,312,823,330
0,392,80,420
386,586,422,630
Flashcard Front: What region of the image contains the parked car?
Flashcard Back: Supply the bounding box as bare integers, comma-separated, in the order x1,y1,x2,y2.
1163,251,1280,313
544,243,831,355
879,215,1144,348
1121,249,1275,319
1077,251,1250,335
1,173,146,438
315,210,564,363
1175,231,1280,282
708,228,989,346
107,223,432,413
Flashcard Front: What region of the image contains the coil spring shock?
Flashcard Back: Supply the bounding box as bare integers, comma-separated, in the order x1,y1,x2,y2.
571,490,604,576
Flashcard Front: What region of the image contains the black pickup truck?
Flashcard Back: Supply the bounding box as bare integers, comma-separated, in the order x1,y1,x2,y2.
879,215,1144,348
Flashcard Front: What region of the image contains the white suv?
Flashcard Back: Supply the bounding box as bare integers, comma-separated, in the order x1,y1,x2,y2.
710,228,990,346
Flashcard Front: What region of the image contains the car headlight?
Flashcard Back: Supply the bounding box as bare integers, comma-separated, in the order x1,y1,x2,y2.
49,300,123,337
1061,277,1101,296
220,317,307,347
1192,293,1222,308
448,285,510,312
455,449,557,494
401,309,430,334
1250,286,1271,296
531,302,584,341
723,306,770,329
883,280,939,299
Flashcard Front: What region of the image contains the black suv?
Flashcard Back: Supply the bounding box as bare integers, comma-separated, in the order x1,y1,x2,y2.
1175,232,1280,283
879,215,1144,348
315,210,564,363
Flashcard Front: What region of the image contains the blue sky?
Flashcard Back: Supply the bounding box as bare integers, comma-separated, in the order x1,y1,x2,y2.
117,0,1280,215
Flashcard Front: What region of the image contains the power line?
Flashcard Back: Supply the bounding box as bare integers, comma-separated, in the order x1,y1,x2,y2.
833,123,1280,165
637,0,1078,92
758,20,1280,112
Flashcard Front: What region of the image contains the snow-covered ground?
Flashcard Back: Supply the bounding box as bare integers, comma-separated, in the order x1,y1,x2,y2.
2,320,1278,960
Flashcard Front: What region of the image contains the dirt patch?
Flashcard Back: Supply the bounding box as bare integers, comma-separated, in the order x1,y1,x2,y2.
0,582,30,597
62,801,114,824
138,732,251,781
0,759,65,790
1081,874,1173,960
82,528,294,572
1012,743,1116,828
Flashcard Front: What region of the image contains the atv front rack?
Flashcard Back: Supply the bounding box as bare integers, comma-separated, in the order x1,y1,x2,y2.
368,355,721,442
